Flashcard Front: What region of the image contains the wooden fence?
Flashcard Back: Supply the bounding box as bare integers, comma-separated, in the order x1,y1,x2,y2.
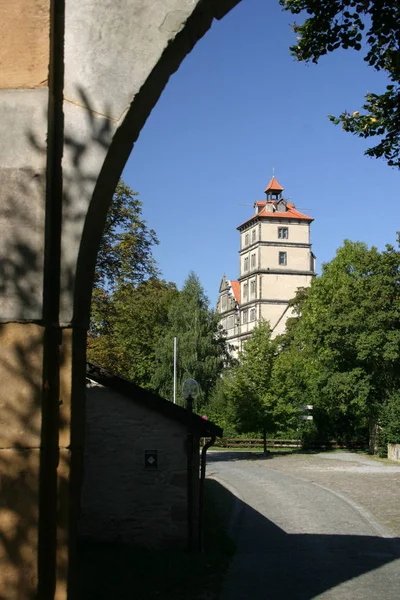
211,438,365,450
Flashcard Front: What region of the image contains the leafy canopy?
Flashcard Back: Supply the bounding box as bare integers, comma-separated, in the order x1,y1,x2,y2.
281,0,400,167
225,322,280,435
94,179,159,292
88,180,167,385
285,237,400,444
151,272,229,410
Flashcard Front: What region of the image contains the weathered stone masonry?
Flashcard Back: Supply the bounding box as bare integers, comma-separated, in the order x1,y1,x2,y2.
0,0,241,597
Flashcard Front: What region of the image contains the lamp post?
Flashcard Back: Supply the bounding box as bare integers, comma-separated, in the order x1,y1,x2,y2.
182,378,199,551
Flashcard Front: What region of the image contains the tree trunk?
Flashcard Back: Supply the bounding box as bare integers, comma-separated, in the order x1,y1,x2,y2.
263,427,267,455
369,418,379,455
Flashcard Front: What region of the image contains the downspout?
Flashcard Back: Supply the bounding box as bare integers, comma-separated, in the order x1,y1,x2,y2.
186,395,194,551
198,435,217,552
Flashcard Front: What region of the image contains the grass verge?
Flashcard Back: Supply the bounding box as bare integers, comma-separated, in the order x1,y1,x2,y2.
78,479,236,600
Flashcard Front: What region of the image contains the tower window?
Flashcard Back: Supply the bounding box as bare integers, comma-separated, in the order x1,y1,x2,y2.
278,227,288,239
252,229,256,242
250,280,256,296
245,233,249,246
251,253,256,268
242,310,248,324
279,252,287,266
244,257,249,271
243,282,248,300
250,308,256,322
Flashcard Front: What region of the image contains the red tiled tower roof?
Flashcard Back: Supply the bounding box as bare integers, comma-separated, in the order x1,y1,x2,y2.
237,201,313,230
264,176,284,193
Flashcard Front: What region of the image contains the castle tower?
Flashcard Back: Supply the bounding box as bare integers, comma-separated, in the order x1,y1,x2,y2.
217,176,315,356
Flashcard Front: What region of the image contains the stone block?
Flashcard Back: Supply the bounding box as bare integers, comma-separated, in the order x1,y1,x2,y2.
0,323,43,448
0,448,40,599
0,88,48,320
0,0,50,89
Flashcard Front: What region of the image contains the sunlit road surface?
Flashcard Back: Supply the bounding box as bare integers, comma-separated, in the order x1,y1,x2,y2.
208,452,400,600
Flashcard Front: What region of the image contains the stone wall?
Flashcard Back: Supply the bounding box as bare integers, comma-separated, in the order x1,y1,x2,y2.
80,380,197,548
0,0,239,594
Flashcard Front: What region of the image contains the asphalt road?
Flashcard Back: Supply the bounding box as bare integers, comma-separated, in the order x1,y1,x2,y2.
207,452,400,600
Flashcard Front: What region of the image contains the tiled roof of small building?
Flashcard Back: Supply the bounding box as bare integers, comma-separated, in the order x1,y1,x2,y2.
86,363,223,437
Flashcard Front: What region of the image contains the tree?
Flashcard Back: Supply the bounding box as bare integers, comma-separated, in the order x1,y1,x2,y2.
289,238,400,449
204,373,238,436
88,180,162,378
281,0,400,167
90,180,159,337
94,179,159,292
151,272,229,410
111,278,178,386
226,322,279,450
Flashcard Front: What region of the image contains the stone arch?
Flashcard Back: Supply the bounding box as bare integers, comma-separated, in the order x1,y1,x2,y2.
71,0,242,326
0,1,243,598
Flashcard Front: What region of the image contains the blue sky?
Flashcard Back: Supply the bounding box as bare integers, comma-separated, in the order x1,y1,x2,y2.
124,0,399,306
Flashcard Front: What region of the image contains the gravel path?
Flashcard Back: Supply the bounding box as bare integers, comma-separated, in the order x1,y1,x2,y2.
207,451,400,599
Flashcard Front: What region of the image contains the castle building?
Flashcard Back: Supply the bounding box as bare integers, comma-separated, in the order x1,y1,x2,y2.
217,176,316,357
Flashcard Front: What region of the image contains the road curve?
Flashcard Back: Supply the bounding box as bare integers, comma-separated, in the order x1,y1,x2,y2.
207,452,400,600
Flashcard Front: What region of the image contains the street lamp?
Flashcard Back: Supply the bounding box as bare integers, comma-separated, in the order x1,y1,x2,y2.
182,378,199,413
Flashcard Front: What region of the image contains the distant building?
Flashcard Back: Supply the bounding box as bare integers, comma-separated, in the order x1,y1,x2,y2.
217,176,316,357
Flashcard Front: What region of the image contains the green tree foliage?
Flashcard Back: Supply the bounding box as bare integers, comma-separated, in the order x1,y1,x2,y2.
287,238,400,447
151,272,229,410
111,279,178,386
281,0,400,167
379,391,400,451
208,238,400,452
88,181,169,385
205,374,237,436
94,180,159,292
225,322,280,436
90,181,159,337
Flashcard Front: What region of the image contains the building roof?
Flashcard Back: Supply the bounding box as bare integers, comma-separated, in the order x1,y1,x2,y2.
86,362,223,437
264,176,284,192
237,200,313,229
230,280,240,303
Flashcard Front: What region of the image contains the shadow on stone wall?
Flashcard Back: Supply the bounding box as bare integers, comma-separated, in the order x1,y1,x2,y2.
0,86,114,599
0,323,69,597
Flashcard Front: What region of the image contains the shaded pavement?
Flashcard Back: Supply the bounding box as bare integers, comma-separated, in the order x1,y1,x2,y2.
208,452,400,599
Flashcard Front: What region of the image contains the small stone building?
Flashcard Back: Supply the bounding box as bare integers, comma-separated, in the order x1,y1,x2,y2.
79,364,222,550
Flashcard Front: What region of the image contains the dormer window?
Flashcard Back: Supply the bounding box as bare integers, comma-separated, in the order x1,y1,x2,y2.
277,200,287,212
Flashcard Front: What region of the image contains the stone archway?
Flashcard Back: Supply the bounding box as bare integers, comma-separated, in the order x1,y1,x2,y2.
0,1,242,598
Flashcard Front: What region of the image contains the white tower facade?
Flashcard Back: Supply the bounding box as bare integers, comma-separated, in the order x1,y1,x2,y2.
217,177,316,357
